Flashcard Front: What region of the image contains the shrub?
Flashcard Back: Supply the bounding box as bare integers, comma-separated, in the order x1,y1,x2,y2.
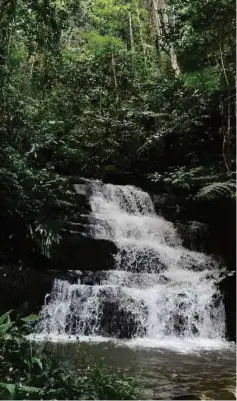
0,312,140,400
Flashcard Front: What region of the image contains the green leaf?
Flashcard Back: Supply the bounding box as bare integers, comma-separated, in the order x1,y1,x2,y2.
195,181,236,200
0,322,12,335
31,357,43,370
0,311,12,325
0,312,12,335
0,383,16,400
21,314,38,322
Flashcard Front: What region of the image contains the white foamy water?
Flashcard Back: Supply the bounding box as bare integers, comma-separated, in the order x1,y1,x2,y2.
34,183,227,351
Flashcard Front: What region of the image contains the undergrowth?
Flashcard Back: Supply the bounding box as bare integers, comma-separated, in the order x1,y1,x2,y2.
0,312,140,400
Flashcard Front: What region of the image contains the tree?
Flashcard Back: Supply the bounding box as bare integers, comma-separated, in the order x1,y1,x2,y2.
0,0,235,266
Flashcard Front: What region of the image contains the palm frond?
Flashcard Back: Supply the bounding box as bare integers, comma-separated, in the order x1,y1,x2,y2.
195,181,236,201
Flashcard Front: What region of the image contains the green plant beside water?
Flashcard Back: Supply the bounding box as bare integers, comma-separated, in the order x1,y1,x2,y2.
0,312,140,400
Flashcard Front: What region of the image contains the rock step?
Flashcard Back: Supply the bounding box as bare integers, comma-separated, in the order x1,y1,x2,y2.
59,269,170,286
52,237,117,271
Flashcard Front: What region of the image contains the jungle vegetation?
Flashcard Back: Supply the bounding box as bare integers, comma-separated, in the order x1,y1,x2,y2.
0,0,235,265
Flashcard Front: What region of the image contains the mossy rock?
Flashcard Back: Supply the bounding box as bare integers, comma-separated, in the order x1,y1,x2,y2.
201,389,236,400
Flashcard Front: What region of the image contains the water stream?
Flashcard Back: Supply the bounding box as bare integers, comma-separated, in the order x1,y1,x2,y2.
48,341,236,400
32,182,236,398
35,182,228,350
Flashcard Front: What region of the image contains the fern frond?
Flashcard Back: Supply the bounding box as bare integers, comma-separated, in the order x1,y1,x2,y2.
195,181,236,201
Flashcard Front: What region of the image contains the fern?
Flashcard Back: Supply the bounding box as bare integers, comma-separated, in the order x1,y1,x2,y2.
195,181,236,201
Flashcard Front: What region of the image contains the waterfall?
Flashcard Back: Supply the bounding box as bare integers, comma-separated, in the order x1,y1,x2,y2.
35,182,226,349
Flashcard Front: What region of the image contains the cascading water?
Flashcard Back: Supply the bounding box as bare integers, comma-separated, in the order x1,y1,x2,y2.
35,182,227,350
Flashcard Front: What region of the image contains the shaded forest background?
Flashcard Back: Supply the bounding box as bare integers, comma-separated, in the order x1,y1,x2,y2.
0,0,236,264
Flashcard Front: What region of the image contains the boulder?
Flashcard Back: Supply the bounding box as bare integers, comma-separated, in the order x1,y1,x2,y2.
175,221,209,252
219,272,236,341
98,299,146,338
52,237,117,272
0,265,56,316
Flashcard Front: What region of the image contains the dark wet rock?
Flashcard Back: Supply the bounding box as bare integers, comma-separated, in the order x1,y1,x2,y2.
119,248,167,273
173,315,188,335
152,192,188,221
52,237,117,272
219,272,236,341
199,390,236,400
79,271,107,285
215,390,236,400
0,265,56,316
175,221,209,252
62,270,82,284
72,270,106,285
168,314,198,337
64,288,148,339
151,191,235,272
98,298,147,339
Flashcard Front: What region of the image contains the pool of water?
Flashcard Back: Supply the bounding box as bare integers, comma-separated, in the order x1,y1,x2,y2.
40,338,236,400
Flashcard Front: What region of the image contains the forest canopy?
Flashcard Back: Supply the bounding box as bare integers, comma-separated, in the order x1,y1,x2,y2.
0,0,236,260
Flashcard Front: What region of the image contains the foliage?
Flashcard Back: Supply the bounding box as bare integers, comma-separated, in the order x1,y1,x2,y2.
149,165,226,190
149,166,236,201
195,181,236,201
0,312,139,400
0,0,235,264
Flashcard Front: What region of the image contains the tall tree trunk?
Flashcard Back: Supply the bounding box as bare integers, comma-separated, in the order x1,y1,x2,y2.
152,0,162,48
169,44,181,77
128,12,135,52
136,6,146,62
111,50,118,93
150,0,181,77
220,43,233,172
158,0,181,77
0,0,17,77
